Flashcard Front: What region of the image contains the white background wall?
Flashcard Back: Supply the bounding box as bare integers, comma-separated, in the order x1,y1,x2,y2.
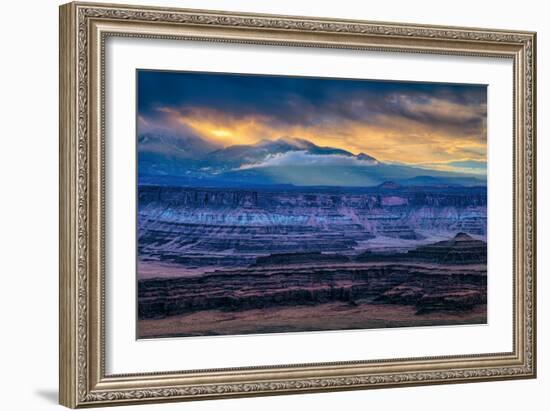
0,0,546,409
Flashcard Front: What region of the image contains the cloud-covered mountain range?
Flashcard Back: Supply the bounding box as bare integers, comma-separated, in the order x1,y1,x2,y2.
138,135,486,188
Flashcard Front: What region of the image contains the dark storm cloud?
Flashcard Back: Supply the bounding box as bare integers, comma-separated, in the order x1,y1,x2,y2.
137,70,487,136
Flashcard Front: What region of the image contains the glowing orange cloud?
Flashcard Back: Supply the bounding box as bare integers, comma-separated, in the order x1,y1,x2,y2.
155,105,486,166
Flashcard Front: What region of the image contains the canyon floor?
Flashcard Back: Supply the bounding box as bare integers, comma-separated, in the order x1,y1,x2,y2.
138,302,487,338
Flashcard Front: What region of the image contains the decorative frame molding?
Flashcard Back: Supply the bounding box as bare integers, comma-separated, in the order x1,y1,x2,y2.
59,2,536,408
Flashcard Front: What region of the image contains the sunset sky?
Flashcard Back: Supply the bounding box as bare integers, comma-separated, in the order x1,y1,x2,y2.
137,70,487,175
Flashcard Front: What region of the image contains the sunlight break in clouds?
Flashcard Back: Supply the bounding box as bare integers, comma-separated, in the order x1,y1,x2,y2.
145,105,486,168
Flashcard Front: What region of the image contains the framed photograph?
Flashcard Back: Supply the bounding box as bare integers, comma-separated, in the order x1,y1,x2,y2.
59,2,536,408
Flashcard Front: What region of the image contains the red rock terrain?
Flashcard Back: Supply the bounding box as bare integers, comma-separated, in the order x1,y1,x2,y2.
137,233,486,337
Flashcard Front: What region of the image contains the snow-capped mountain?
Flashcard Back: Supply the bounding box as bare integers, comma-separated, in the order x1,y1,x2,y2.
204,137,378,167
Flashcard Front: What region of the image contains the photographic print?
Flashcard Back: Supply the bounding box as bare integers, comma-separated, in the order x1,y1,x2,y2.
136,70,488,338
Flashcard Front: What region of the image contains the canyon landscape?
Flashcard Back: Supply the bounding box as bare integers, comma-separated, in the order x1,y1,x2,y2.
136,70,488,338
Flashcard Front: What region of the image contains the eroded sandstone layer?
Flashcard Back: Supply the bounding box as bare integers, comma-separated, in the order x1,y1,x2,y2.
138,260,486,320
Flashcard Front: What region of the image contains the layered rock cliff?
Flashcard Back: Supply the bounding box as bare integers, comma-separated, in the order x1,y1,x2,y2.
138,185,487,269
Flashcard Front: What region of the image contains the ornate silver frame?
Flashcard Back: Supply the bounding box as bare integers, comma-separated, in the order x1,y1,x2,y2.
59,1,536,408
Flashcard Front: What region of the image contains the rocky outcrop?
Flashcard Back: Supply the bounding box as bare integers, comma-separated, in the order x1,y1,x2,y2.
406,233,486,264
356,233,486,265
